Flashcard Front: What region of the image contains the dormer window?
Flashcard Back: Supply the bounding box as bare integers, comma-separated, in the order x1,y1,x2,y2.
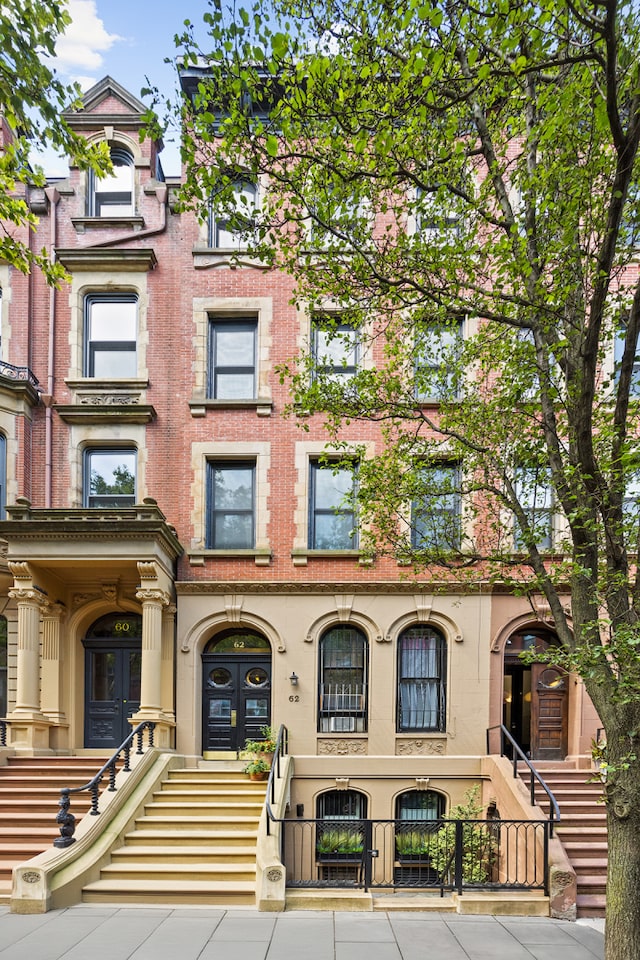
90,148,134,217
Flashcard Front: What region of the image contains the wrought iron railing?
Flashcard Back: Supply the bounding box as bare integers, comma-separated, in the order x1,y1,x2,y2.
0,361,39,387
279,816,549,895
265,723,289,828
486,723,561,837
53,720,155,848
0,720,9,747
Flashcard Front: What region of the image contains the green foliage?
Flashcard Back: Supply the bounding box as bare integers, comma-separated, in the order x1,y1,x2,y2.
428,787,496,884
90,465,135,497
244,724,277,754
243,756,270,774
0,0,109,283
175,6,640,938
316,827,364,855
395,829,433,858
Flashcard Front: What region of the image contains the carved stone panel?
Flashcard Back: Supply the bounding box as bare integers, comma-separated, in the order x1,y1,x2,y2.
317,739,368,755
395,738,446,756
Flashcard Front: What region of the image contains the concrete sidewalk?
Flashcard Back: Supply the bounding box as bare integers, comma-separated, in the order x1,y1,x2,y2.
0,906,604,960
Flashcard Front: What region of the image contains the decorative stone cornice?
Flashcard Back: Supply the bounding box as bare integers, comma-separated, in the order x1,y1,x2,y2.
176,580,480,596
56,248,157,272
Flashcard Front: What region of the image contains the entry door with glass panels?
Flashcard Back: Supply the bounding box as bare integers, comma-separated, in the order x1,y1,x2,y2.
201,630,272,754
83,614,142,748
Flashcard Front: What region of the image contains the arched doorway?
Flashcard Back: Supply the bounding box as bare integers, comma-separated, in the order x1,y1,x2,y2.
503,628,568,760
83,613,142,748
202,628,272,754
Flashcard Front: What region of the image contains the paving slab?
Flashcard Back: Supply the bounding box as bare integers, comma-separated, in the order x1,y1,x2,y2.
0,906,605,960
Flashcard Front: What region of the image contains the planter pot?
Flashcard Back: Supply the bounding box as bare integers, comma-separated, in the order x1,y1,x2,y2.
248,771,269,781
316,852,363,861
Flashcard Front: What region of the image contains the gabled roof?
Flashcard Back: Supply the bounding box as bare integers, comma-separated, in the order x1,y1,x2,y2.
63,75,149,129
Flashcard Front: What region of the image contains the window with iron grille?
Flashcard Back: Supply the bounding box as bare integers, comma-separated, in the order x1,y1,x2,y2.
397,626,447,732
318,626,367,733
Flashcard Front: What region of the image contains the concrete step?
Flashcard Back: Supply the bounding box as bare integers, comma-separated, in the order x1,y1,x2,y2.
83,764,267,907
111,845,257,864
143,803,264,819
562,841,608,857
82,878,256,906
576,893,606,918
98,862,257,882
124,829,259,846
134,815,261,831
571,858,607,872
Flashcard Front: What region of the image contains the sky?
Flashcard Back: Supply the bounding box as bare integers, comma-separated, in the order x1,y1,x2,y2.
37,0,213,176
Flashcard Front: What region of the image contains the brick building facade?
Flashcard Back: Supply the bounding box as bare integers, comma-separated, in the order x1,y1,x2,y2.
0,77,600,833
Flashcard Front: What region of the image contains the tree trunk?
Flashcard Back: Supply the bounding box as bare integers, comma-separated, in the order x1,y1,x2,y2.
604,767,640,960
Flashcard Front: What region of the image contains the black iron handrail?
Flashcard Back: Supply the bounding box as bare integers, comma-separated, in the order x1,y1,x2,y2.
265,723,289,835
486,723,560,836
0,720,9,747
53,720,155,848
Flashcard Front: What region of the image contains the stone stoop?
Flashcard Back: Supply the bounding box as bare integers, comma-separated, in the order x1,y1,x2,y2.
0,756,107,904
81,762,267,906
520,763,607,918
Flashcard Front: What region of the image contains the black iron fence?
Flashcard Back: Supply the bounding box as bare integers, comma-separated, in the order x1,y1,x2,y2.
280,816,549,895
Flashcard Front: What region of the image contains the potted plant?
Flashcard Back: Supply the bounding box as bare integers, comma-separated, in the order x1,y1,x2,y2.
395,829,431,861
316,826,364,860
244,757,270,781
244,725,277,766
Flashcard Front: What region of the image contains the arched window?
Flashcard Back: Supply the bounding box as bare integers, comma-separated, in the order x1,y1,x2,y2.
316,789,367,873
90,148,134,216
0,616,6,717
318,625,367,733
394,790,445,883
397,625,447,732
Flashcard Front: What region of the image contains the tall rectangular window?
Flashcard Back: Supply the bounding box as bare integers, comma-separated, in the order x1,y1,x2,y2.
411,463,461,552
514,466,553,551
90,148,134,217
206,461,255,549
85,450,136,508
318,626,368,733
312,319,359,382
209,179,257,248
414,319,462,401
397,626,447,732
85,295,137,378
208,318,257,399
309,460,358,550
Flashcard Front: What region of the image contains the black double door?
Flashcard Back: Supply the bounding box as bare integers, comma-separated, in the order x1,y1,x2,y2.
202,654,271,753
84,640,141,748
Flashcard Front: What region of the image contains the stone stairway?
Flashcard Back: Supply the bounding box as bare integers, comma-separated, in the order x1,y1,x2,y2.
521,763,606,918
0,756,103,902
82,763,267,906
